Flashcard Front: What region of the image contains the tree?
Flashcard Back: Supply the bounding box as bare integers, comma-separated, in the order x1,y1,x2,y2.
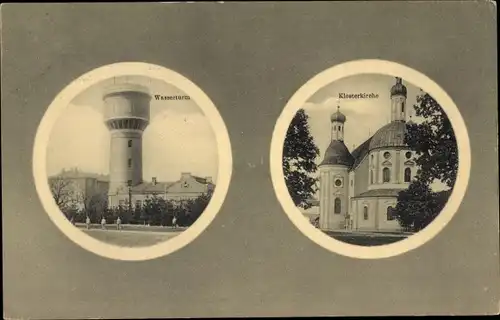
394,181,449,231
77,190,108,223
283,109,320,209
184,192,212,225
394,92,458,231
49,176,77,211
142,195,169,226
405,92,458,188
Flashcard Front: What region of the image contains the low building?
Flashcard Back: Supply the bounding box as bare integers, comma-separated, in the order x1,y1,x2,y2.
49,169,214,210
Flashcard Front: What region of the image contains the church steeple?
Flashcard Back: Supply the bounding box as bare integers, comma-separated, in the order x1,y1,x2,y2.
330,102,346,141
390,77,408,122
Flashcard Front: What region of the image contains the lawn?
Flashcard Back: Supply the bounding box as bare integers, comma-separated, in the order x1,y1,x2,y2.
323,231,409,246
80,228,182,247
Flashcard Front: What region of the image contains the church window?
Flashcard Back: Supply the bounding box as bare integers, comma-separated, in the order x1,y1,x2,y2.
350,179,353,187
404,168,411,182
387,206,395,221
128,140,132,147
383,167,391,183
333,126,336,131
363,206,368,220
128,158,132,168
401,102,405,113
383,151,391,159
338,125,341,131
335,179,342,187
334,198,341,214
405,151,412,159
370,170,374,184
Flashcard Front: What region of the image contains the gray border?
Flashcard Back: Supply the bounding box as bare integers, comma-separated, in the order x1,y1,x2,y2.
2,2,498,318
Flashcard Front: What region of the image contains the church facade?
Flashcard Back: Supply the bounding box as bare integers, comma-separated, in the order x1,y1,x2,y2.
318,77,417,232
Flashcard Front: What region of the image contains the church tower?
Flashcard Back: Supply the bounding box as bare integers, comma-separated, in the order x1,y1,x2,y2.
102,83,152,206
390,77,408,122
318,103,354,230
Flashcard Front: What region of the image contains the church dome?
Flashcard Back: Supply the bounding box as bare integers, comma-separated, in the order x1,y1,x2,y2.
320,140,354,166
330,109,346,123
368,121,408,151
390,77,407,98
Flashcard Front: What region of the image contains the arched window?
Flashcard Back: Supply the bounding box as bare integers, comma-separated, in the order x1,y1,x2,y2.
383,167,391,183
128,140,132,148
363,206,368,220
338,125,341,131
334,198,341,214
404,168,411,182
370,170,374,184
401,102,405,113
128,158,132,168
387,206,395,221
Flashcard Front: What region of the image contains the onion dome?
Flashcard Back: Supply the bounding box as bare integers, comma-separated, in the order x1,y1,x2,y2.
319,140,354,166
390,77,407,98
330,106,346,123
368,121,408,151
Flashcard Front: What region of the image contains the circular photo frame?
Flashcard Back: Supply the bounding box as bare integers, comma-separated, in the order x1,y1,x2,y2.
33,62,233,261
270,59,471,259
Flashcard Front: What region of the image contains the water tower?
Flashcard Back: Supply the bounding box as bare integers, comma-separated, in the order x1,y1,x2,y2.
102,83,151,204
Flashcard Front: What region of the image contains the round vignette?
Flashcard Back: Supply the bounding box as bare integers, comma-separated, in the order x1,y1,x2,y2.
270,59,471,260
33,62,233,262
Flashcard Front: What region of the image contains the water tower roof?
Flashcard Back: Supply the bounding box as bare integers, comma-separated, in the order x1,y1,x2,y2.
103,83,151,98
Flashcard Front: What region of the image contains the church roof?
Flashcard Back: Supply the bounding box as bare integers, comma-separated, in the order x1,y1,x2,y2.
368,121,407,151
319,140,354,167
352,189,401,198
390,77,407,98
350,137,373,169
330,109,346,123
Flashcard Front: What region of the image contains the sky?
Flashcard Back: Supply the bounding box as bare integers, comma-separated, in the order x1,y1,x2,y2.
46,75,219,183
302,73,448,192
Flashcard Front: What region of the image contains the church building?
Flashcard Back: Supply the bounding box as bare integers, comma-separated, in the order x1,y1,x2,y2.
318,77,417,232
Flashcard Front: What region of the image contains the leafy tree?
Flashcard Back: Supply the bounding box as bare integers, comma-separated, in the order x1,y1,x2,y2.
184,193,212,225
283,109,320,209
405,92,458,188
394,92,458,231
394,181,449,231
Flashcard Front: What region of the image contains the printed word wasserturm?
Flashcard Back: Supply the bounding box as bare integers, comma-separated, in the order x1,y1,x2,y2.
338,93,379,99
154,94,191,100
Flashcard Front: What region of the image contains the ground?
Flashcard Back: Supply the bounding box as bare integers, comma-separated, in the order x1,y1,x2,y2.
324,230,411,246
76,224,185,247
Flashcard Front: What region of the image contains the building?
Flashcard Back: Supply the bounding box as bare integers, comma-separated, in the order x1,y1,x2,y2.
49,169,214,209
317,77,417,232
48,82,214,211
47,168,109,210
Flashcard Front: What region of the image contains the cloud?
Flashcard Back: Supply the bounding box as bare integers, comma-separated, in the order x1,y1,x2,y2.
46,102,218,183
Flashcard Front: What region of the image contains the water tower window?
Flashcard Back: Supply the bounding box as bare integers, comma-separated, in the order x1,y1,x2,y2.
128,140,132,148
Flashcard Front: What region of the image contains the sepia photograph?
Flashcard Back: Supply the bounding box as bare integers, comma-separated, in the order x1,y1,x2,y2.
45,75,218,248
282,74,459,247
